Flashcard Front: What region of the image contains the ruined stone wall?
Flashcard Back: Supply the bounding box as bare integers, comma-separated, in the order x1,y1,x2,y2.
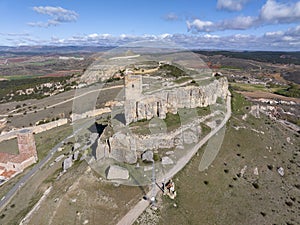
125,77,228,124
32,118,68,134
0,118,68,143
96,77,229,164
20,156,36,171
96,115,207,164
71,108,111,122
17,130,37,160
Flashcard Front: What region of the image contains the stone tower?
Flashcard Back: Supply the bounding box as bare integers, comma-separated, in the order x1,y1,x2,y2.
17,129,37,160
124,72,142,125
124,73,142,101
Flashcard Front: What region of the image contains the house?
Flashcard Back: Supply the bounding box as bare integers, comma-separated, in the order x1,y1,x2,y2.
0,129,37,180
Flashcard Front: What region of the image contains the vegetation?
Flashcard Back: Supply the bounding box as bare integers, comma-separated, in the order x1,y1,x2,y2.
194,50,300,65
174,76,192,84
35,124,72,160
0,75,72,103
230,90,251,115
201,123,211,136
274,83,300,98
159,64,186,78
164,112,181,132
106,77,121,83
158,96,299,225
220,65,241,70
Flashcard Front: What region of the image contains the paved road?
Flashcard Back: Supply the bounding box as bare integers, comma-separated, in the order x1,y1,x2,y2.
116,91,232,225
0,120,92,211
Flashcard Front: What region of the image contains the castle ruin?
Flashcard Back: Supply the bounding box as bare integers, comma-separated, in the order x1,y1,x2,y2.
96,72,229,165
0,129,37,179
124,73,228,125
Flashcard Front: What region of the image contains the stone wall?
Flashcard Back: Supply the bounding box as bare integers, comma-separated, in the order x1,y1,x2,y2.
17,130,37,159
32,118,68,134
71,108,111,122
124,77,228,124
96,114,210,164
96,76,228,164
0,118,68,143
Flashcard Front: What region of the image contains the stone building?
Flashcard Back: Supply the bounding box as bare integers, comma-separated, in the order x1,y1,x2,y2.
96,73,229,164
124,73,228,125
0,129,37,179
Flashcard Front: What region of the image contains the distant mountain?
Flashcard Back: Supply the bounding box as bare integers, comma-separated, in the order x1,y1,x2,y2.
0,45,116,54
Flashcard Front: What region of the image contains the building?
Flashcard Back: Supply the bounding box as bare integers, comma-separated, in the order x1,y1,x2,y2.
0,129,37,180
124,72,142,100
123,72,228,125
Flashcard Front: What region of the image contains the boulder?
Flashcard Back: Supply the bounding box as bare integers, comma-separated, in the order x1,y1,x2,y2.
96,141,110,160
109,132,137,164
165,151,174,155
73,151,79,161
63,156,73,171
183,130,198,144
73,143,81,150
142,150,154,162
277,167,284,176
106,165,129,180
162,156,174,165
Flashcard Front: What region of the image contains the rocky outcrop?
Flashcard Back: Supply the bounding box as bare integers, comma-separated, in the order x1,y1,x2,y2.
106,165,129,180
162,156,174,165
125,77,228,124
95,77,228,165
108,132,137,164
96,120,202,164
63,156,73,171
142,150,154,162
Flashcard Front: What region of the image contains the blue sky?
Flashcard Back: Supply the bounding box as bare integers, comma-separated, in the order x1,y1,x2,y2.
0,0,300,50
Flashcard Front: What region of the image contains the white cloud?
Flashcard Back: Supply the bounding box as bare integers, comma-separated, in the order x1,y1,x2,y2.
217,0,249,11
282,36,295,41
189,0,300,33
88,33,112,39
219,16,257,30
187,16,257,32
262,26,300,47
187,19,214,32
29,6,78,27
4,28,300,51
159,33,172,39
204,34,220,39
260,0,300,23
265,31,284,37
0,32,29,37
163,13,179,21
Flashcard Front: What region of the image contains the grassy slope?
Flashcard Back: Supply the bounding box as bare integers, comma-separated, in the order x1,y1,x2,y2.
156,92,299,225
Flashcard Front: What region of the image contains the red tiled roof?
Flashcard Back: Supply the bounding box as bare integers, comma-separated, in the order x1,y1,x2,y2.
0,152,34,164
0,170,16,178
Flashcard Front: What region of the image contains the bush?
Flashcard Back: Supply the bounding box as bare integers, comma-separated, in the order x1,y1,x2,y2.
153,153,160,161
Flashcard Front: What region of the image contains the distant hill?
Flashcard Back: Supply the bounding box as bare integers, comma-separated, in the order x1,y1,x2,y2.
0,46,115,54
194,50,300,65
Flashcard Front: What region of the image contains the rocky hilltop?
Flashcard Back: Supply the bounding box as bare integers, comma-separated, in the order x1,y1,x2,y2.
125,77,228,124
95,76,229,164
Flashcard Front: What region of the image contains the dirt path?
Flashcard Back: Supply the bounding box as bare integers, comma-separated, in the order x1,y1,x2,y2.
116,91,232,225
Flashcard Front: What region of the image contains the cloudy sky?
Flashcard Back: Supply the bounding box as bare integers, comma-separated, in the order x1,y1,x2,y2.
0,0,299,50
